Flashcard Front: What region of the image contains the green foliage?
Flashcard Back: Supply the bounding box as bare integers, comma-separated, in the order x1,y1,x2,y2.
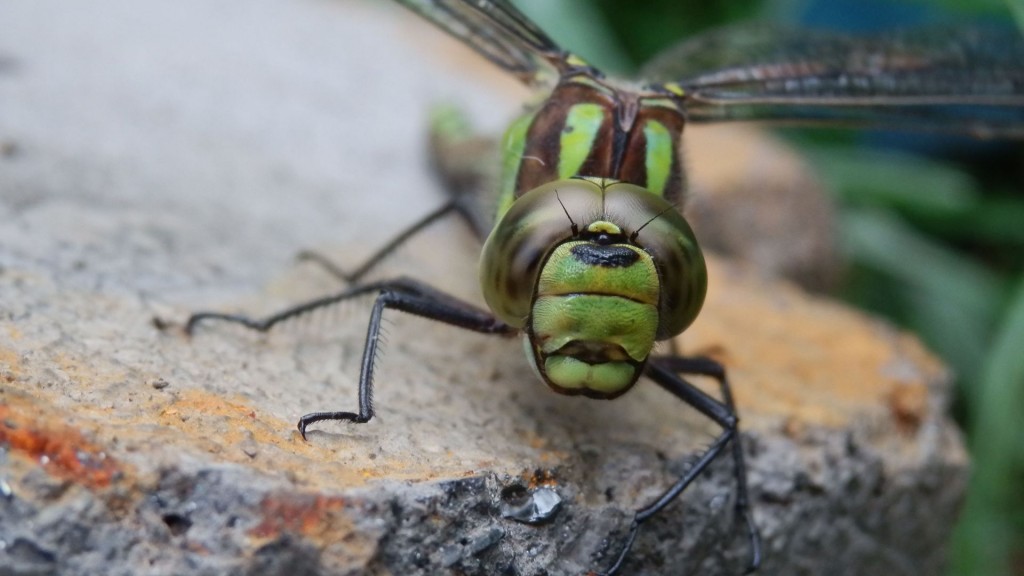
1015,0,1024,30
951,275,1024,575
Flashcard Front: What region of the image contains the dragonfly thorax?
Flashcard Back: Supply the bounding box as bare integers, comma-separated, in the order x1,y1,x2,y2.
493,75,689,219
479,178,708,398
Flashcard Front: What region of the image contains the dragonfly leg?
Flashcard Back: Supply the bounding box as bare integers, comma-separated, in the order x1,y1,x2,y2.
600,356,761,576
296,276,515,437
184,278,415,335
186,277,515,438
298,199,463,284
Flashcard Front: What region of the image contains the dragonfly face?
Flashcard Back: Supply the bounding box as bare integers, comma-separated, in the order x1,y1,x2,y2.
479,178,707,397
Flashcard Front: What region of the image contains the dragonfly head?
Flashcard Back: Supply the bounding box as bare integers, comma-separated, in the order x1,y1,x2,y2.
480,178,707,398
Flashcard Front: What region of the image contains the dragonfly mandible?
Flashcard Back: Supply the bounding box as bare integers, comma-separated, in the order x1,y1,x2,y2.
185,1,1024,574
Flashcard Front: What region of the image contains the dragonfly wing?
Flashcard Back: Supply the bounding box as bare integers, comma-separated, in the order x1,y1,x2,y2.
643,24,1024,137
395,0,568,88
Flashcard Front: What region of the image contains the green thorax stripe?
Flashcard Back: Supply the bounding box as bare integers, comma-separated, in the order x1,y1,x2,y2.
642,120,672,196
513,80,615,200
496,111,535,220
496,77,688,222
558,103,606,180
615,100,686,204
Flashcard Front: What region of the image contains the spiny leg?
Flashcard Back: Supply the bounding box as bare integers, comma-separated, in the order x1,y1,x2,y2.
601,357,761,576
299,277,515,437
185,278,413,335
650,356,761,571
186,277,516,438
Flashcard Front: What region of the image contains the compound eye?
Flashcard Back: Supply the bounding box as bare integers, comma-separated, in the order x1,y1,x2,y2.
478,180,606,327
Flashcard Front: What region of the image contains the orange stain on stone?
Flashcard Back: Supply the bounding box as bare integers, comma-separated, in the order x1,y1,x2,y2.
0,399,122,489
888,382,929,433
248,492,350,541
679,258,946,431
156,389,294,451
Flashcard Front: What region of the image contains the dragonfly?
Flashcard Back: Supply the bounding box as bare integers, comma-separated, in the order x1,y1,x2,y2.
185,1,1024,574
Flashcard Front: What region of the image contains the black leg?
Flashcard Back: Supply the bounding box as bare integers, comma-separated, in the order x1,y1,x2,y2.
298,197,486,285
186,277,516,439
601,356,762,576
186,278,404,335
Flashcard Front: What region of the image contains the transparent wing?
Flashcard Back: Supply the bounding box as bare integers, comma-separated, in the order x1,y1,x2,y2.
394,0,570,88
643,24,1024,137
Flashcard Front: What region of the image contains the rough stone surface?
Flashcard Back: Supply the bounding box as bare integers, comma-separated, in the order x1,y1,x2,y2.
1,1,966,575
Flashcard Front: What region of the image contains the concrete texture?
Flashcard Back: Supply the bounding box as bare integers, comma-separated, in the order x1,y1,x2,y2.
1,1,966,575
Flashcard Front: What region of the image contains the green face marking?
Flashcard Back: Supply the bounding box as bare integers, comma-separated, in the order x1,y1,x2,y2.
532,294,658,358
529,241,660,396
543,354,638,395
531,294,657,395
537,241,658,306
557,103,605,179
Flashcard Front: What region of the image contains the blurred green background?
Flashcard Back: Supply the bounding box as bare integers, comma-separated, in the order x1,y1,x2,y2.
513,0,1024,574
